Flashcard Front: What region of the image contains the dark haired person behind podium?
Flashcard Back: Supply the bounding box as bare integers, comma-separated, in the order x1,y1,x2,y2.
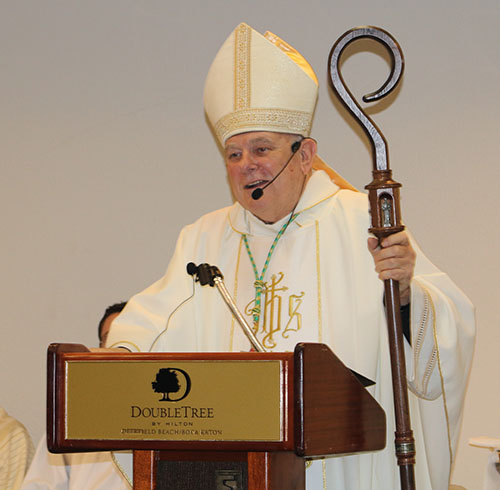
106,23,475,490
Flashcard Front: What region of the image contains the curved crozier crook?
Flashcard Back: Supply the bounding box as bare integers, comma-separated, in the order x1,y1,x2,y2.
328,26,404,171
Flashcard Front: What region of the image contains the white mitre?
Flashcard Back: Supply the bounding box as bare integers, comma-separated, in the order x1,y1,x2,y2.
204,22,319,146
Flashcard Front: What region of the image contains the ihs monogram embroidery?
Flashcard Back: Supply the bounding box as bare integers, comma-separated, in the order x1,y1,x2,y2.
244,272,305,349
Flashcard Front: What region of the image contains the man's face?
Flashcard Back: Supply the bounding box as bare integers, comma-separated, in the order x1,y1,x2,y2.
224,132,311,224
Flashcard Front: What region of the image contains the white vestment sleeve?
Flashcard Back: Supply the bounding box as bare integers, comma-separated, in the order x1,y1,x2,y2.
20,436,70,489
403,233,475,404
402,235,475,489
105,225,199,352
21,436,132,490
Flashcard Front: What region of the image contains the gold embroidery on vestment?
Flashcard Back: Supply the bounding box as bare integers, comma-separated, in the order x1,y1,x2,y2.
413,287,438,395
229,236,245,351
262,273,286,349
283,292,304,337
244,272,304,349
315,220,323,343
426,284,454,482
414,288,429,371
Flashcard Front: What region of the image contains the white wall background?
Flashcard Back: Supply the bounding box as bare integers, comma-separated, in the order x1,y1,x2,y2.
1,1,498,488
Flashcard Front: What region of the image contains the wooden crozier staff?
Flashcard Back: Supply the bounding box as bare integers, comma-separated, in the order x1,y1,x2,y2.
328,27,416,490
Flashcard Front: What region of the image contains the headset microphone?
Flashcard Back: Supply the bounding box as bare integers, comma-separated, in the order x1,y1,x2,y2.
290,140,301,153
251,139,302,200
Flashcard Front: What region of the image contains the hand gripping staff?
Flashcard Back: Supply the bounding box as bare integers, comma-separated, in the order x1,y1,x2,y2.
328,27,416,490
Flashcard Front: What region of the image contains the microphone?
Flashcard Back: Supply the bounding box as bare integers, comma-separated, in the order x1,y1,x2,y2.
251,139,302,200
186,262,198,276
186,262,223,286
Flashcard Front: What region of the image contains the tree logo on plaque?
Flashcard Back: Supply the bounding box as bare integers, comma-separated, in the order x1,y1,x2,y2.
152,367,191,402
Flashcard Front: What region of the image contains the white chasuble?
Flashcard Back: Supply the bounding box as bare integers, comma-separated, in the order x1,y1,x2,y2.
107,170,475,490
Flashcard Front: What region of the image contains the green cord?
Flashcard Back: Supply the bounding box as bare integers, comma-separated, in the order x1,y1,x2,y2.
242,213,299,327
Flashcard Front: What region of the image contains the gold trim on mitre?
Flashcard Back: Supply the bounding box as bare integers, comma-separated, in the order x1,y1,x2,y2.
214,108,313,144
234,23,252,111
263,30,318,85
204,23,319,145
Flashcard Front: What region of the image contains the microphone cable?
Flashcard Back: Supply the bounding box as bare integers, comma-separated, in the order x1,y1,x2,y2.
148,273,197,352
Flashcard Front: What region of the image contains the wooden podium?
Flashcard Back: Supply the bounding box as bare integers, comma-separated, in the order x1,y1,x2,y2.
47,342,385,489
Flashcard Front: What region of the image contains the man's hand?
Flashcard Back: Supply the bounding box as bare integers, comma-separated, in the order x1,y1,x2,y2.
367,231,416,305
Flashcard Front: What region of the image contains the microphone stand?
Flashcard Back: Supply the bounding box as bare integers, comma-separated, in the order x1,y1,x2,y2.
328,27,416,490
187,263,266,353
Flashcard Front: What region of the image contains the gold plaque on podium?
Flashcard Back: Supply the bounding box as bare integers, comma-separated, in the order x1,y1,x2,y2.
65,360,283,442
